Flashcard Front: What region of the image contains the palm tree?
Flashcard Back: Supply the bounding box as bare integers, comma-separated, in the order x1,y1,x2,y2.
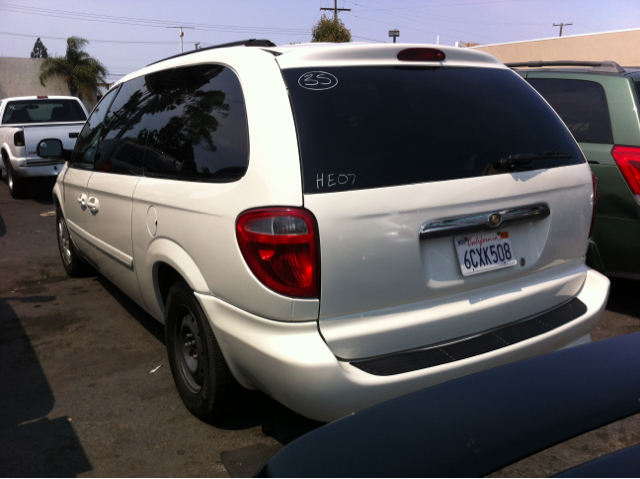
39,36,108,103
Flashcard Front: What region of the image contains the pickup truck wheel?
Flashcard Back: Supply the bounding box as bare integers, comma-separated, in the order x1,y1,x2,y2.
166,279,238,420
56,209,89,277
7,160,28,199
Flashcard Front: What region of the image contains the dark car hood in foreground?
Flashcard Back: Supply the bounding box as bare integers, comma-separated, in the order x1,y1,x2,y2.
258,332,640,477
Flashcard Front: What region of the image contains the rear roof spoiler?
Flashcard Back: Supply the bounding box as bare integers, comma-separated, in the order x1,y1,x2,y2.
147,39,276,66
505,60,625,73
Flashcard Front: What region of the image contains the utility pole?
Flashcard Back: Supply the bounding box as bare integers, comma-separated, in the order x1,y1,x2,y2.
553,22,572,37
167,26,195,53
320,0,351,21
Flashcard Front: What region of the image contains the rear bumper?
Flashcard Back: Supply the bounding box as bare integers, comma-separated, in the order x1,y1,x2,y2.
196,268,609,422
6,157,65,178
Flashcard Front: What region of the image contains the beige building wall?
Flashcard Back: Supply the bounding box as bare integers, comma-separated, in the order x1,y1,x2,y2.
0,57,70,99
472,28,640,67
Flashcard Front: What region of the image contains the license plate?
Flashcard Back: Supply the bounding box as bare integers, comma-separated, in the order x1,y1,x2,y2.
454,231,517,276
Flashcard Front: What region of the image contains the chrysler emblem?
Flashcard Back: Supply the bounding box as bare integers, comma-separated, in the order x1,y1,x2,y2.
489,214,502,227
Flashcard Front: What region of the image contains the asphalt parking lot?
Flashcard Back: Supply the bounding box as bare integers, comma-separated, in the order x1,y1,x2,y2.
1,174,640,478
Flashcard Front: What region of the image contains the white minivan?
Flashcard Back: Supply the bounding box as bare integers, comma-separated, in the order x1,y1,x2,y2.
43,40,609,422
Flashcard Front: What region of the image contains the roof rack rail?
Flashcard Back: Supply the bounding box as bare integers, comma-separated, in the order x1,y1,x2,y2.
505,60,625,74
147,39,276,66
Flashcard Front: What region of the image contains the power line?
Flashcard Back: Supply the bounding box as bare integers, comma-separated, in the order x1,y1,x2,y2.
320,0,351,21
344,0,529,12
0,2,308,35
344,12,440,37
352,35,385,43
342,0,502,41
347,0,547,26
344,11,500,42
298,9,322,43
0,30,177,45
553,22,573,37
167,26,194,53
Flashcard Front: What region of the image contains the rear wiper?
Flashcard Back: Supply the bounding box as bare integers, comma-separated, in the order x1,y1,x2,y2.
496,151,573,168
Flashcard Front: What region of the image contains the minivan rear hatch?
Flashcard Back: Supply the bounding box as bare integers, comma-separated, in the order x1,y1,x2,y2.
279,49,592,360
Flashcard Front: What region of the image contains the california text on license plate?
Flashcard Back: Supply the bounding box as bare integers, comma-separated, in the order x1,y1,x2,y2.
454,231,517,276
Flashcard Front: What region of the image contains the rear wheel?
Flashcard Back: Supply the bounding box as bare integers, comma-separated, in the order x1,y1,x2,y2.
7,159,28,199
166,279,238,420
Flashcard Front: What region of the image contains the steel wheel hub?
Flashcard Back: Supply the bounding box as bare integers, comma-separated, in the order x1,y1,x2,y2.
177,309,204,393
58,218,72,266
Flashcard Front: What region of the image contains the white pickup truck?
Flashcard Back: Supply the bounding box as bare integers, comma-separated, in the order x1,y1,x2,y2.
0,96,88,198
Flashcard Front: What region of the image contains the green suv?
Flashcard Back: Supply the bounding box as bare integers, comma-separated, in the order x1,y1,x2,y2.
510,61,640,279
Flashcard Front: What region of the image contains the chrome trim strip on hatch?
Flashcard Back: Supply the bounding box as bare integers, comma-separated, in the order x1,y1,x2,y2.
420,203,550,239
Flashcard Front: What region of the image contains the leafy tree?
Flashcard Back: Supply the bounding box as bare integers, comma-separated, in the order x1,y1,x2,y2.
311,14,352,43
39,36,108,103
30,38,48,58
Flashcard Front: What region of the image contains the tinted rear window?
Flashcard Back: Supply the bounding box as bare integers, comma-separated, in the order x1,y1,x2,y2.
526,78,613,144
283,67,584,194
2,99,86,124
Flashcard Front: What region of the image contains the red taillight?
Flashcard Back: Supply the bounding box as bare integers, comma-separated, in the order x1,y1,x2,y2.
13,130,25,147
37,95,48,99
236,208,319,298
611,145,640,195
397,48,445,62
589,172,598,238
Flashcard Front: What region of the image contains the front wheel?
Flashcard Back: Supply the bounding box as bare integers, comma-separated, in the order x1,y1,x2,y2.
56,209,90,277
166,279,238,420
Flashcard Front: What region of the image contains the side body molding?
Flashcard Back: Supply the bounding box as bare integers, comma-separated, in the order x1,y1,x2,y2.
138,238,211,322
66,218,134,268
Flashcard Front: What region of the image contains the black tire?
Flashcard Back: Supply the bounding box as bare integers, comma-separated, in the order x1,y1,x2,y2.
56,208,90,277
165,279,238,420
6,158,28,199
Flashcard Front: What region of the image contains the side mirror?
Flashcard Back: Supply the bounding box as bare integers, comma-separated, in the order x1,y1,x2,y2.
37,139,63,159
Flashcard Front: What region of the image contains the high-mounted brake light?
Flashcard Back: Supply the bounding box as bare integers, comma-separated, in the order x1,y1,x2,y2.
36,96,48,99
236,208,319,298
611,145,640,200
589,172,598,239
397,48,445,62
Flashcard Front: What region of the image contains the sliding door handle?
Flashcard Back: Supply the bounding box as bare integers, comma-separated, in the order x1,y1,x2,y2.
87,197,100,213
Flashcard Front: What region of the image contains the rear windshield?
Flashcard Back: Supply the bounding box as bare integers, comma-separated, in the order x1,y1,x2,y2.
2,99,87,124
282,67,584,194
526,78,613,144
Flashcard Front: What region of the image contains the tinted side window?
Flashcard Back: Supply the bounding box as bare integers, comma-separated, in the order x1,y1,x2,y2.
143,64,249,182
94,75,159,175
527,78,613,144
71,86,120,168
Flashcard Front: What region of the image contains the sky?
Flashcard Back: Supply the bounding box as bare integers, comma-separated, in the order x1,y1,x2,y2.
1,0,639,83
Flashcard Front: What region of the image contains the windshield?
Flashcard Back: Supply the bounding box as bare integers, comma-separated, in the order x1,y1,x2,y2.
282,67,585,194
2,99,87,124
